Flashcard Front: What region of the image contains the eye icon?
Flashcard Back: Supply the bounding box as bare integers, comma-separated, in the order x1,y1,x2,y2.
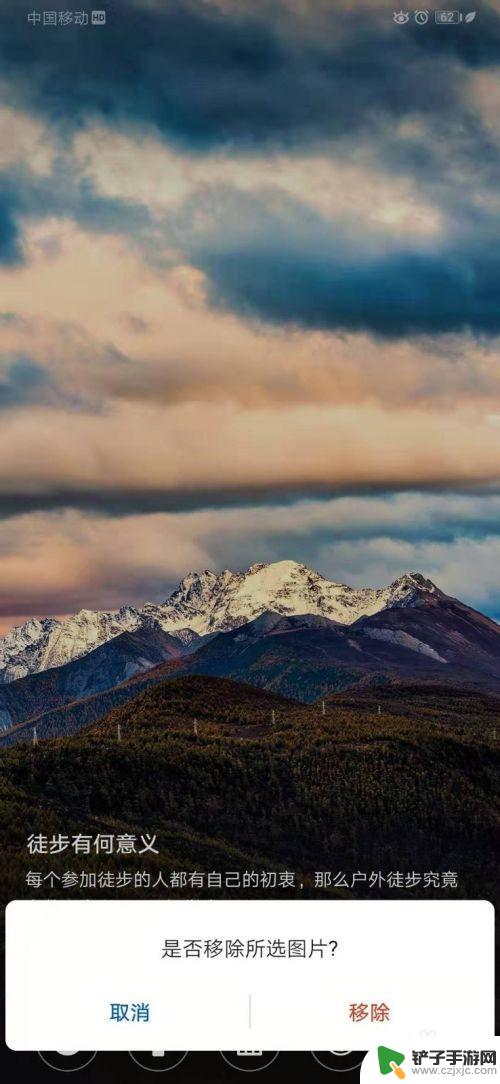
393,10,410,23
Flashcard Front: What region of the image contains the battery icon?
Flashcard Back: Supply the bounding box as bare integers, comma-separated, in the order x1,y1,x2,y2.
435,10,462,21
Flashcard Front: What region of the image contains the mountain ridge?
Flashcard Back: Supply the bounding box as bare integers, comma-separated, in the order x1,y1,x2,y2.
1,574,500,745
0,560,444,684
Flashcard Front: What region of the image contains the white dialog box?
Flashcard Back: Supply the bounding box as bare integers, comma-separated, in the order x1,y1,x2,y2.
6,899,494,1050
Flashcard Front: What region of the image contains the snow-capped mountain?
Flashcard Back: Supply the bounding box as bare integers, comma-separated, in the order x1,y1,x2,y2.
0,560,440,684
149,561,439,634
0,607,144,684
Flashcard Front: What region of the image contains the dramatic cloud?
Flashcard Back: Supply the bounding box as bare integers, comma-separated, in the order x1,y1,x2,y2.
185,190,500,337
0,357,53,411
2,225,500,416
0,0,499,630
0,192,22,264
0,399,500,519
1,1,499,154
4,493,500,631
74,128,445,238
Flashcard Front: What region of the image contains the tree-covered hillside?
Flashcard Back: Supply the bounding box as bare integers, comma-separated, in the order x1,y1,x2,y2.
0,676,498,912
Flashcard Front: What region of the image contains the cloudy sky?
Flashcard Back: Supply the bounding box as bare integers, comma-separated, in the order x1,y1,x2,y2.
1,0,500,632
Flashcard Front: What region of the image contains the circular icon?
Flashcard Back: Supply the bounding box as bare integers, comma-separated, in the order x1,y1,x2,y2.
38,1052,97,1073
312,1051,367,1073
129,1052,188,1073
414,9,429,23
220,1052,279,1073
